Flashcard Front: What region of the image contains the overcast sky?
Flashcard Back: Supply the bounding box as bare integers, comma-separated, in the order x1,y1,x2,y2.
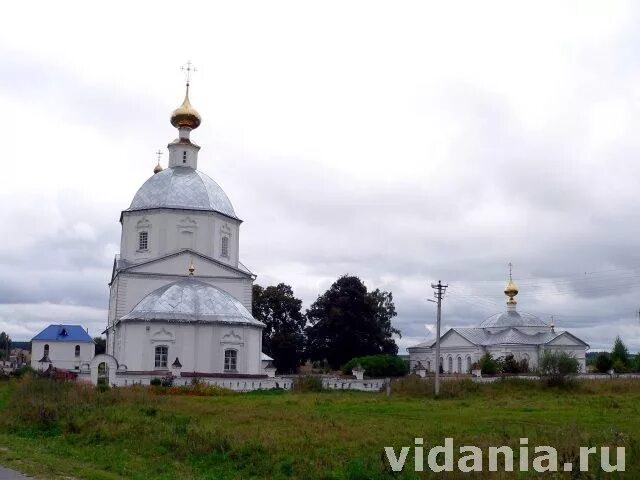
1,1,640,352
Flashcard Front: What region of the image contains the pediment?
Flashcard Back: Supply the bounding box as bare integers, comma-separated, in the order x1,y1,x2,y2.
438,329,478,348
546,332,589,348
151,327,175,343
221,329,243,344
123,250,250,278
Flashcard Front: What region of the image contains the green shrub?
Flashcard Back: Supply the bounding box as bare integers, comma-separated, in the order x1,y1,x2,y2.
9,366,35,378
501,354,529,374
291,375,323,392
478,353,498,375
150,378,162,386
595,352,613,373
341,355,409,377
612,359,628,374
539,350,579,388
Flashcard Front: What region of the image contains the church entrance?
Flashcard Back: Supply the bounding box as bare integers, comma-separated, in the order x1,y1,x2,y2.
97,362,109,386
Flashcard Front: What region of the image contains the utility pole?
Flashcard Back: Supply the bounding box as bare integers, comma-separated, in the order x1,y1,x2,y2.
430,280,448,397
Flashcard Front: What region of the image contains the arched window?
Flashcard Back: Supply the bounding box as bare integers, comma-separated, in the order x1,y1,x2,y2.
466,356,472,372
426,360,431,372
154,345,168,368
447,356,453,373
44,344,49,356
75,345,80,357
457,356,462,373
221,236,229,257
439,356,443,372
182,151,187,163
224,349,237,372
138,231,149,250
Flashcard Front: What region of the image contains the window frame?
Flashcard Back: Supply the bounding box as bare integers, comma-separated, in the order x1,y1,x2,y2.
154,345,168,369
221,236,229,257
44,344,49,356
224,348,238,372
138,231,149,251
75,345,80,358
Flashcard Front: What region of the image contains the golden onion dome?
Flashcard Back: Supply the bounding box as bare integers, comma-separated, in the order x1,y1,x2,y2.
153,162,163,174
504,278,519,304
170,85,201,130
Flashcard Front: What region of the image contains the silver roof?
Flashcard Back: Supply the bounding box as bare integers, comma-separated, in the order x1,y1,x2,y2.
127,167,238,219
120,278,263,327
479,310,550,328
409,327,562,350
453,327,559,346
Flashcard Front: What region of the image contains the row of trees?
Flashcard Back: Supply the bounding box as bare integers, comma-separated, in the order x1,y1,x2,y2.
593,336,640,373
252,275,400,373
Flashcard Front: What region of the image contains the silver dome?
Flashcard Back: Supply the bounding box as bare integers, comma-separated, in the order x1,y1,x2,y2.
120,278,263,327
479,310,550,328
127,167,238,219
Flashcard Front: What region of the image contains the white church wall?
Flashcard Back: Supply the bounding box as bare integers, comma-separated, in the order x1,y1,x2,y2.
121,211,240,268
113,322,262,375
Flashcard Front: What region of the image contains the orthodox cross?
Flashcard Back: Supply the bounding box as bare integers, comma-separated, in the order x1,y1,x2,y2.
181,60,197,85
155,150,163,163
508,262,513,281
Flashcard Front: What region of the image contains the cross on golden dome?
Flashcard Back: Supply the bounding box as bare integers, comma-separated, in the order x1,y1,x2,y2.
504,262,519,306
153,149,163,174
171,61,201,130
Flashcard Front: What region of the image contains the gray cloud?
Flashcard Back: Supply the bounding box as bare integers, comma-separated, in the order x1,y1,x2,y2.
1,2,640,354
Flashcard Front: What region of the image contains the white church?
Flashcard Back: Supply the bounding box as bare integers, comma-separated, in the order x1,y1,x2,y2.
408,275,589,374
82,75,277,387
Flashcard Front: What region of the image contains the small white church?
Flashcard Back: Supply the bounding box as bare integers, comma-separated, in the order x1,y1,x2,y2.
408,275,589,374
82,74,276,387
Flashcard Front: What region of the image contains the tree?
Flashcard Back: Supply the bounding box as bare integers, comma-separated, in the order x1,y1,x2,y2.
539,350,579,387
478,353,498,375
595,352,613,373
0,332,11,360
341,354,409,377
611,336,630,370
93,337,106,355
305,275,400,369
252,283,305,374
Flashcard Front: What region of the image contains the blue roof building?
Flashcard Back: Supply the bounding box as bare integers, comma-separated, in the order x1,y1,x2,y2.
31,325,96,371
32,325,94,343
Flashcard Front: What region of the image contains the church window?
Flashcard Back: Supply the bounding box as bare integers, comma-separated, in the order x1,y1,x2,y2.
182,151,187,163
224,349,237,372
447,356,453,373
457,356,462,373
154,345,168,368
138,231,149,250
466,356,472,372
44,344,49,356
75,345,80,357
221,236,229,257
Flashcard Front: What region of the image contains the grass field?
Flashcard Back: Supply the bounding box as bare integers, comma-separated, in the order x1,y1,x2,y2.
0,376,637,479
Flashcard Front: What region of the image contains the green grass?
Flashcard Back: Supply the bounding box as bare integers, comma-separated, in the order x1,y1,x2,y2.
0,376,637,479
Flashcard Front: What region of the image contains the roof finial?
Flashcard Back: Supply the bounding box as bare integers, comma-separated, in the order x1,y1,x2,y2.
504,262,518,310
181,60,197,86
188,259,195,276
171,63,201,131
153,149,163,174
